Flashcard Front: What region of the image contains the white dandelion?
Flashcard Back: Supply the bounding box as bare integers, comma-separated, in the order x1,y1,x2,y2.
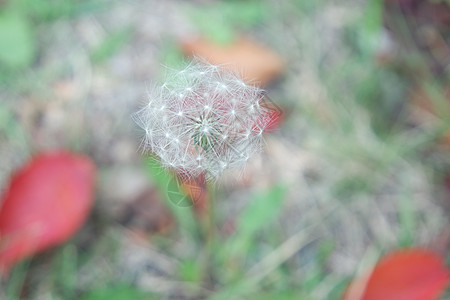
133,58,280,181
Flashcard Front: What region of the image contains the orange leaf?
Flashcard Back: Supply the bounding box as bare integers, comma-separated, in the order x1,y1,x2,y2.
181,36,284,87
0,151,96,274
342,249,449,300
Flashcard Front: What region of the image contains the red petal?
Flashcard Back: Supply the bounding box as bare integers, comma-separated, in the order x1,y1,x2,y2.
0,151,96,274
342,249,449,300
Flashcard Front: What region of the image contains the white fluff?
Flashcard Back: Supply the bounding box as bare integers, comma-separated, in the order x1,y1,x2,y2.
133,59,275,181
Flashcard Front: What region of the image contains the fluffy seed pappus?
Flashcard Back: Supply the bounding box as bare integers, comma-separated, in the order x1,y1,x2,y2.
133,58,281,181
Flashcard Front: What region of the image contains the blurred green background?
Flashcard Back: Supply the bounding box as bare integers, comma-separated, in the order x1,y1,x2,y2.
0,0,449,299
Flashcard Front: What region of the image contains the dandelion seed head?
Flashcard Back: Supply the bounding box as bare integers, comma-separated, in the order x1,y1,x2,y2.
132,58,279,181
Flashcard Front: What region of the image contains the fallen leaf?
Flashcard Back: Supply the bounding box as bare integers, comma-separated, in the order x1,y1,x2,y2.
0,151,96,274
342,248,449,300
181,36,284,87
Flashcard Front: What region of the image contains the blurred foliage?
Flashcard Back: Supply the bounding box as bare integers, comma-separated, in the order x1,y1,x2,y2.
324,0,408,136
178,258,203,283
50,245,79,299
398,193,416,247
0,11,35,69
5,259,31,300
223,184,287,264
13,0,105,21
292,0,325,12
161,41,186,72
91,27,133,64
186,0,269,44
0,0,105,75
0,101,28,150
80,284,151,300
144,156,199,239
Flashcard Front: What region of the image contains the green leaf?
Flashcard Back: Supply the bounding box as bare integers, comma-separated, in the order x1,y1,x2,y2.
5,259,32,300
239,185,286,235
328,278,351,300
228,184,287,258
187,0,268,45
0,11,35,69
247,291,302,300
143,157,198,238
18,0,106,21
359,0,383,56
188,10,235,45
51,245,78,299
178,258,203,283
161,43,185,70
317,239,334,267
398,194,416,247
222,0,267,28
81,284,150,300
364,0,383,35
